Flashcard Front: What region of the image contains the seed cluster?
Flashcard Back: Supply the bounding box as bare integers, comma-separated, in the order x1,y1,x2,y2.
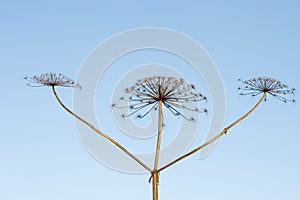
238,77,295,102
113,76,207,121
25,73,81,88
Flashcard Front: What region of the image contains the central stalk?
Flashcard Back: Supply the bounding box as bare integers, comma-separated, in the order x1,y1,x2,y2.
154,100,163,170
152,100,163,200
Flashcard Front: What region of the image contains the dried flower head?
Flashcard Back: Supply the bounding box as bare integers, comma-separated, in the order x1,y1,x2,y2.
113,76,207,121
25,73,81,88
238,77,295,103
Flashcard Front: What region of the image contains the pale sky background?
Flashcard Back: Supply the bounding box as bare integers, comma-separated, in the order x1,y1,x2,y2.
1,1,300,200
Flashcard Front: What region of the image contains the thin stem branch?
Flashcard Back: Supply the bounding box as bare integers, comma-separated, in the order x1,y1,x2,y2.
52,86,152,172
158,92,266,173
154,100,163,170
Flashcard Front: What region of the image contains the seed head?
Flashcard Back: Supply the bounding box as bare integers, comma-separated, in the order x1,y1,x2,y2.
113,76,207,121
25,73,81,88
238,77,295,103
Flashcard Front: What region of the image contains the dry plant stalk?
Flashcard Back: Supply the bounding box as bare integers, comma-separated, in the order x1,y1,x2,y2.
26,73,295,200
113,76,207,199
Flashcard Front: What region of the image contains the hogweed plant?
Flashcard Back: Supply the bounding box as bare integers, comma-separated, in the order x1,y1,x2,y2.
26,73,295,200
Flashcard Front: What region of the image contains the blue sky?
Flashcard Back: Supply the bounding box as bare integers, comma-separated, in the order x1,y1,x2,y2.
0,0,299,199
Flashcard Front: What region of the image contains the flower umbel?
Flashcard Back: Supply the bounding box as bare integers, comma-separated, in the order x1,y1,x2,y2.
25,73,81,88
238,77,295,102
113,76,207,121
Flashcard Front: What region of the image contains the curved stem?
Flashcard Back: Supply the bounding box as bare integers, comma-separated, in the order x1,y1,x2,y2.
154,100,163,170
158,92,266,172
52,86,151,172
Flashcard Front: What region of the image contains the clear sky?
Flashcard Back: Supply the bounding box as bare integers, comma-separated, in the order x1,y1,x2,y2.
0,0,299,200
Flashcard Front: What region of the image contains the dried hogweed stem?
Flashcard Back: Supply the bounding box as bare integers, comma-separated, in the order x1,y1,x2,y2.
158,90,267,173
113,76,207,169
26,73,151,172
154,100,163,170
159,76,296,172
51,86,151,172
113,76,207,200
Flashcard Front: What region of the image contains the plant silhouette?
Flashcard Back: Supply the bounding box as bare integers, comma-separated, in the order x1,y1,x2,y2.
26,73,295,200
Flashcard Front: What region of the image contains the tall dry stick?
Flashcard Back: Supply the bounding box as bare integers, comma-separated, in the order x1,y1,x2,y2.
152,100,163,200
154,100,163,170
